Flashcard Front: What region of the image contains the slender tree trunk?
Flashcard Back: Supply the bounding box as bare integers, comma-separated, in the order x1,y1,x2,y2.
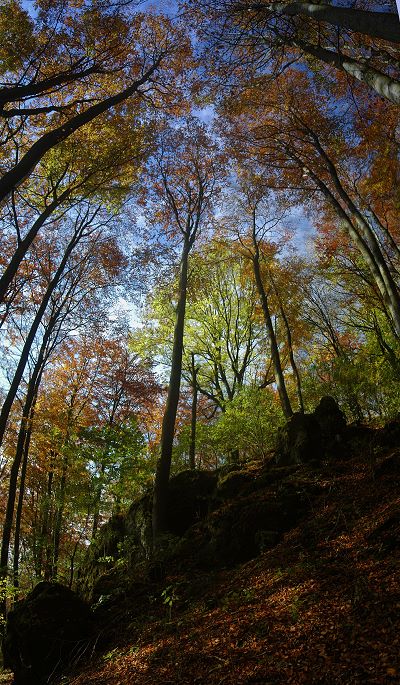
368,209,400,266
0,412,31,580
308,134,400,332
189,353,199,470
373,315,400,372
290,142,400,337
1,324,51,580
68,527,86,590
41,468,54,581
306,166,400,337
152,240,190,543
0,237,79,451
269,270,304,413
0,188,72,304
13,372,47,585
34,448,55,580
12,423,33,587
52,453,68,580
92,462,106,539
250,210,293,418
0,59,162,204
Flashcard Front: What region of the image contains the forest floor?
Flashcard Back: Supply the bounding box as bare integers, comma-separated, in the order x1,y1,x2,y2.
61,440,400,685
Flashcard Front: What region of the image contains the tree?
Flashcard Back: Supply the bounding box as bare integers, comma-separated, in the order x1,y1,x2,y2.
0,203,107,456
187,0,400,103
0,106,152,307
246,201,293,418
218,70,400,337
0,4,188,206
184,243,262,412
143,120,221,544
0,200,133,582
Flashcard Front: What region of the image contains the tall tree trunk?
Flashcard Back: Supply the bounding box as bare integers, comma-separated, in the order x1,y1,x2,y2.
152,240,190,544
251,212,293,418
52,453,68,580
189,353,199,470
0,188,72,304
305,165,400,337
268,270,304,413
262,3,400,43
12,422,33,588
41,466,55,581
13,360,48,586
289,142,400,338
308,132,400,331
0,232,80,451
294,38,400,105
0,320,53,580
92,462,106,539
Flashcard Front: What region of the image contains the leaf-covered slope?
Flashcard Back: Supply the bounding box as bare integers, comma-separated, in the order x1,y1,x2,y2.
67,428,400,685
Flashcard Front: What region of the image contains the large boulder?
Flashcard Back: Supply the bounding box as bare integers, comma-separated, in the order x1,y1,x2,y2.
276,412,322,465
374,413,400,449
210,488,309,565
276,398,347,466
2,582,94,685
216,470,255,501
85,513,126,564
313,395,346,445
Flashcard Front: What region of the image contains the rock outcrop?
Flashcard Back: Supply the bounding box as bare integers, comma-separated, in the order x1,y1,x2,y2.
277,412,322,465
79,399,349,597
79,470,218,600
313,395,347,446
276,396,347,466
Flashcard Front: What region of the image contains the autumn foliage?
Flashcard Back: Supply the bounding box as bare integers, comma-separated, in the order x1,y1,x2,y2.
0,0,399,682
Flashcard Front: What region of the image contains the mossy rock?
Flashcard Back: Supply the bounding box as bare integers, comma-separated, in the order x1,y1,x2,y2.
2,582,94,685
79,471,218,599
216,470,255,501
256,464,300,488
374,415,400,449
125,493,153,564
171,519,215,570
345,422,375,456
86,513,126,565
313,396,347,458
90,564,128,604
78,513,126,599
313,396,346,440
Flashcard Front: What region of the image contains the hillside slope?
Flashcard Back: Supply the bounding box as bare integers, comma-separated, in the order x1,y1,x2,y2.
65,425,400,685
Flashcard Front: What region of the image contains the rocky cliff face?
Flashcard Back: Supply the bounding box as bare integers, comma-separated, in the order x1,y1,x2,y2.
78,396,347,600
78,462,321,602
